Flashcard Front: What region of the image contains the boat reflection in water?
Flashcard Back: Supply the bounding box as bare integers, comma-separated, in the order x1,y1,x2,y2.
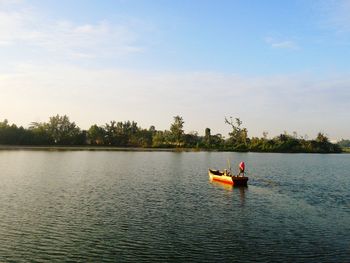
210,179,235,191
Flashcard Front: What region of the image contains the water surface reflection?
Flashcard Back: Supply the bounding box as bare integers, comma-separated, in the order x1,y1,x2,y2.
0,151,349,262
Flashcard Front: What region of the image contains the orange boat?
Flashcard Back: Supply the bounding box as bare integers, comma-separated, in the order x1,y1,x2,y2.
208,169,248,186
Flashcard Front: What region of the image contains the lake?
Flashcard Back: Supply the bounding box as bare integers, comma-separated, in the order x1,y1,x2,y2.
0,151,349,262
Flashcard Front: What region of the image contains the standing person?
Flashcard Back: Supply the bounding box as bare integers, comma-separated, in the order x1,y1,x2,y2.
238,161,245,176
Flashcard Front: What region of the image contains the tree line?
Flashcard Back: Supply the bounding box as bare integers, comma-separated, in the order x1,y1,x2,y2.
0,114,342,153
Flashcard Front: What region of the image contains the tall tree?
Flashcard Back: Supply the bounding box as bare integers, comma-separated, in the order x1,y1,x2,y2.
170,115,185,147
104,121,118,145
205,128,211,147
46,115,82,144
0,119,9,128
87,125,106,145
224,116,248,145
316,132,329,143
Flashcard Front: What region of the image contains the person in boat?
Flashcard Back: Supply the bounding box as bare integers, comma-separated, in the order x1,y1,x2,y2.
223,169,231,176
238,161,245,177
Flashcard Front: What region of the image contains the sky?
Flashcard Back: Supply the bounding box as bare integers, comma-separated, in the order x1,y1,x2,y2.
0,0,349,140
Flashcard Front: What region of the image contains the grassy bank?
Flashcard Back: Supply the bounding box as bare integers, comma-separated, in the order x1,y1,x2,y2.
341,147,350,153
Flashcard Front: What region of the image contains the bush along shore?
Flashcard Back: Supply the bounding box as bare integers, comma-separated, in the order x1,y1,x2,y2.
0,115,342,153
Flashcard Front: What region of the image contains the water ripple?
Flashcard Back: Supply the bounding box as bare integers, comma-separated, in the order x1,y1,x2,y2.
0,151,349,262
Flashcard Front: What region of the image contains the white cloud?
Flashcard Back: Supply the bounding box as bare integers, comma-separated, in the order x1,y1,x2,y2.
270,41,298,49
0,0,23,6
0,0,22,3
265,37,299,50
0,5,145,59
0,10,27,45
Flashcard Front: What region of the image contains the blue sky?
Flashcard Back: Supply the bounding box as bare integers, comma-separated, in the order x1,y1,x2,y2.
0,0,349,140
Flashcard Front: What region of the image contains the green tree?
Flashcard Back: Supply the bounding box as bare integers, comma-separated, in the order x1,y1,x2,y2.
170,115,185,147
28,121,52,144
316,132,329,143
124,121,139,146
0,120,25,144
104,121,118,145
149,126,156,133
184,131,201,148
29,115,83,145
0,119,9,128
211,133,225,148
46,115,82,144
135,129,153,147
224,116,248,146
338,139,350,148
152,130,171,147
87,125,106,145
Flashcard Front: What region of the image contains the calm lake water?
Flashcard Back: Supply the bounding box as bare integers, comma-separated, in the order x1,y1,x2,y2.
0,151,349,262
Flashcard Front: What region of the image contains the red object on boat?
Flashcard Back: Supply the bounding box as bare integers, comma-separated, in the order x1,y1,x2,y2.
239,161,245,171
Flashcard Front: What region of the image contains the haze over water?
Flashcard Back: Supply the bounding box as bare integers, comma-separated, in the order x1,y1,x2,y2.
0,150,349,262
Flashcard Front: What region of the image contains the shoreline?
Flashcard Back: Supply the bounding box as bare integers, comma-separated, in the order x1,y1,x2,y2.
0,145,208,152
0,145,347,153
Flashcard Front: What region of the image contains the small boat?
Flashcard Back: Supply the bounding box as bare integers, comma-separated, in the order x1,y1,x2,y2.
208,169,248,186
